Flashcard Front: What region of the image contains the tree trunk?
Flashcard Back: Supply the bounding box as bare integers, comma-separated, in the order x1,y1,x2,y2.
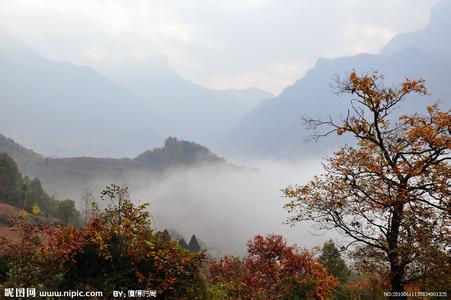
390,263,405,294
388,204,405,298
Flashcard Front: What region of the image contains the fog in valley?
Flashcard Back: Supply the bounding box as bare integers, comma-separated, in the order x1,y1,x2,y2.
127,159,332,256
26,154,335,256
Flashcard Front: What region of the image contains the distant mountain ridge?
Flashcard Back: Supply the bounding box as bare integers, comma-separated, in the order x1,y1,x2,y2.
0,134,42,163
226,0,451,158
0,31,271,157
0,31,158,158
0,134,232,201
109,62,273,147
380,0,451,64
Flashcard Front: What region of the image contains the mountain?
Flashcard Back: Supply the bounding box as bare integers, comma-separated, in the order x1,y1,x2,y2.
226,0,451,158
0,31,160,158
108,62,272,146
380,0,451,64
136,136,225,167
0,134,42,166
0,32,271,158
0,134,232,201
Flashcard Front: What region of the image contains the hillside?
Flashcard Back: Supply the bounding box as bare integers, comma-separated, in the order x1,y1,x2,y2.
0,203,48,242
0,203,22,226
380,0,451,64
136,137,226,167
226,0,451,158
0,151,82,230
0,32,271,157
0,203,21,242
0,134,42,165
0,31,160,157
0,134,233,201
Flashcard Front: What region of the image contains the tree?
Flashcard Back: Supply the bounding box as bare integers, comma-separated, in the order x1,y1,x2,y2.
56,199,80,226
0,216,84,289
62,185,206,297
319,240,350,284
81,188,94,226
32,204,41,216
29,178,46,212
0,153,20,205
283,71,450,296
208,255,249,298
319,240,351,300
209,234,338,299
178,238,189,250
188,234,201,252
0,154,81,224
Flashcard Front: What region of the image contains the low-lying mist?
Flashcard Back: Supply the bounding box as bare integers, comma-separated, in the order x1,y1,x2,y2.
126,158,337,257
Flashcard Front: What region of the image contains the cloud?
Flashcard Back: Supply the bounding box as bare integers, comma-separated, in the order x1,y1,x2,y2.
0,0,440,94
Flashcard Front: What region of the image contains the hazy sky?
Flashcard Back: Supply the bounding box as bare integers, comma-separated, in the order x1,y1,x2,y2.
0,0,440,94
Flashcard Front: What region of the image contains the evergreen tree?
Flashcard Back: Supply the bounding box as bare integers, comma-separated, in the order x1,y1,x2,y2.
188,235,201,252
161,229,171,240
179,239,189,250
319,240,351,299
318,240,350,284
0,153,20,205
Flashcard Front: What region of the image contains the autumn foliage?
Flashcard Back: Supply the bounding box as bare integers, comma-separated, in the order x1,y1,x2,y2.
209,234,338,299
0,217,84,289
284,71,450,294
0,185,206,298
